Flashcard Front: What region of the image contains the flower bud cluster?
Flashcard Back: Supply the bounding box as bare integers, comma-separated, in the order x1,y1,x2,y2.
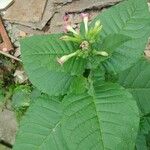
57,13,108,65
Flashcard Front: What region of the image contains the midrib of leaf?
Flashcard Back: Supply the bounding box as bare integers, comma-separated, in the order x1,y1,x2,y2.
130,69,148,87
24,53,63,56
91,93,105,149
128,88,150,91
113,7,136,34
119,6,136,32
34,122,61,149
33,120,63,150
51,122,61,150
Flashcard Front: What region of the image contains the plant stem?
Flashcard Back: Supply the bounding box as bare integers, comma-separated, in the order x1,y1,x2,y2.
0,50,22,62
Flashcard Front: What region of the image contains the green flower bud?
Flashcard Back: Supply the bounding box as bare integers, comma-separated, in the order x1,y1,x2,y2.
57,51,79,65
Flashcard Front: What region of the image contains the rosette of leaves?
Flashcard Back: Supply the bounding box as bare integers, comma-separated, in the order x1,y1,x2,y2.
13,0,150,149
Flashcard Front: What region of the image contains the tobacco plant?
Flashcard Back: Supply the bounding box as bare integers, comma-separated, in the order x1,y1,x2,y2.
13,0,150,149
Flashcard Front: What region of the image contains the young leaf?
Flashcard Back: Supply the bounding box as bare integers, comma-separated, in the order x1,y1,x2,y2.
118,58,150,116
91,0,150,73
21,34,85,96
13,95,68,150
62,82,139,150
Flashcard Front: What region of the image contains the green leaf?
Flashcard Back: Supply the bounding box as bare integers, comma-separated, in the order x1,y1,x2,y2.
135,116,150,150
13,95,68,150
90,65,106,84
12,86,31,109
21,34,85,75
118,58,150,116
118,58,150,149
91,0,150,73
21,34,85,96
29,88,42,100
68,76,88,94
141,117,150,135
146,132,150,148
62,82,139,150
100,34,131,54
136,132,147,150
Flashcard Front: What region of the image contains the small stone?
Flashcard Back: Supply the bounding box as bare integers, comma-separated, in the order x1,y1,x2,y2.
19,31,27,37
0,109,18,145
4,21,12,31
2,48,8,52
14,70,28,84
0,144,11,150
145,50,150,58
14,48,21,57
14,41,20,47
10,37,16,43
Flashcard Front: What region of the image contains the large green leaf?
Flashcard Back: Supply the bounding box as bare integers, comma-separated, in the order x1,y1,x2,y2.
118,58,150,116
13,95,68,150
21,34,85,96
91,0,150,73
21,34,85,75
62,82,139,150
118,58,150,149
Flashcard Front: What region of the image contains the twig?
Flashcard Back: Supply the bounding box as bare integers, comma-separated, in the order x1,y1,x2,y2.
0,50,22,62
